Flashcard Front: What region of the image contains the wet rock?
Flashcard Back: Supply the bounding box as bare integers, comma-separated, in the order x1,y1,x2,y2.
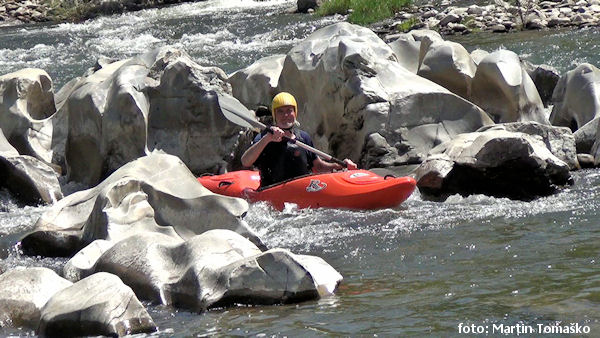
574,118,598,153
0,68,62,167
65,230,342,311
0,267,72,329
63,46,244,188
21,153,263,257
415,129,572,201
0,129,18,157
273,23,491,167
229,54,285,110
478,122,579,170
38,272,156,337
471,50,549,124
417,40,476,99
387,33,421,73
577,153,596,168
550,63,600,131
525,63,560,107
0,154,63,205
470,49,490,65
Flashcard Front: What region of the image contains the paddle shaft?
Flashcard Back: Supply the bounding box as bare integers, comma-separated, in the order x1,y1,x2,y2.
269,129,347,166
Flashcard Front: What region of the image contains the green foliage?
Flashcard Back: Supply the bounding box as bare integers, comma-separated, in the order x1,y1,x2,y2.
316,0,352,16
317,0,413,25
396,17,418,32
43,0,89,21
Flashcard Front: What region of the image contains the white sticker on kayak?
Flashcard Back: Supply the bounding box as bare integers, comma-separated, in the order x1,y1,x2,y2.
349,172,370,178
306,179,327,192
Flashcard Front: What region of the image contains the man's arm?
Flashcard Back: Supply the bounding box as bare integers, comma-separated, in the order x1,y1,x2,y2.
240,127,286,167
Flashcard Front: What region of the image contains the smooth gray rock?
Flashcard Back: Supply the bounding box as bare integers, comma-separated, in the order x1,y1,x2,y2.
387,33,421,73
471,50,549,124
417,40,477,99
527,64,560,107
0,267,71,329
550,63,600,131
38,272,156,337
275,23,492,166
229,54,285,110
0,68,63,167
66,230,342,311
574,118,598,153
21,153,262,257
415,129,572,200
0,154,63,205
0,129,18,157
478,122,580,170
63,46,245,188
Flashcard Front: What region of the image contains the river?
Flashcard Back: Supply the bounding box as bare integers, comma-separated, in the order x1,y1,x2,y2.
1,0,600,336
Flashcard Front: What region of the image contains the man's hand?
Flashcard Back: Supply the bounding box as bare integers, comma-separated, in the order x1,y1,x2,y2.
266,127,295,143
344,159,358,170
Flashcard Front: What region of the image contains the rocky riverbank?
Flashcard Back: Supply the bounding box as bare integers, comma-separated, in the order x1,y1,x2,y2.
0,0,201,26
0,0,51,25
367,0,600,36
4,0,600,36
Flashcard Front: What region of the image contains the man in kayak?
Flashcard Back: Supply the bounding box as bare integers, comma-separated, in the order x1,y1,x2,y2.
241,92,357,187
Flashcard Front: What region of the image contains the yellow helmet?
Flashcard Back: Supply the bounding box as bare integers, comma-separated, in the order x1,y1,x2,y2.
271,92,297,121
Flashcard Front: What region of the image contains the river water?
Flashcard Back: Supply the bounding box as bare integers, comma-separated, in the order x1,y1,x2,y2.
2,0,600,336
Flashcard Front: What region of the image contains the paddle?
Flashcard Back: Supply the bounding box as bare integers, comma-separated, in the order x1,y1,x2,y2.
217,94,347,166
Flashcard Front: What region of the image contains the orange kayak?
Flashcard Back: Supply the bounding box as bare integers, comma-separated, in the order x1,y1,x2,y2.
197,170,416,210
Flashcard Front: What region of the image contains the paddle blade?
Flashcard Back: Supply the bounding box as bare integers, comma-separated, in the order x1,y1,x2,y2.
217,95,264,131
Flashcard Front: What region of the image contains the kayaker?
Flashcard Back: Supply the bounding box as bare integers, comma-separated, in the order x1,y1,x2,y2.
241,92,357,187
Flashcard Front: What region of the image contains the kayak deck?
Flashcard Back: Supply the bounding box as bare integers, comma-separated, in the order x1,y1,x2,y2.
198,169,416,210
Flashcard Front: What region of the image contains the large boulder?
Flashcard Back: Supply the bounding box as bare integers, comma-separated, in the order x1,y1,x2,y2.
38,272,156,337
0,127,62,205
387,33,421,73
63,46,246,187
409,29,444,70
64,230,342,311
274,22,492,167
574,118,598,154
417,40,477,99
0,68,64,168
415,129,572,200
229,54,285,110
0,154,63,205
0,267,72,329
20,153,262,257
524,63,560,108
471,50,549,124
550,63,600,131
477,122,579,170
0,129,18,156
